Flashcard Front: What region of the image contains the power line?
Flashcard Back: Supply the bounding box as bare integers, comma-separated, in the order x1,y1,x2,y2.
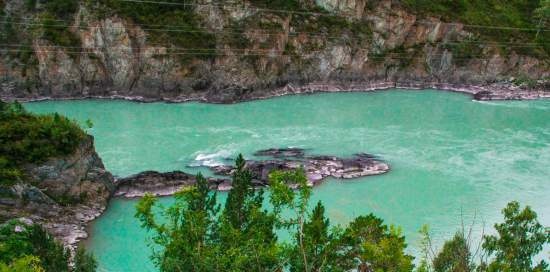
119,0,550,32
1,20,547,48
0,48,535,61
3,0,548,32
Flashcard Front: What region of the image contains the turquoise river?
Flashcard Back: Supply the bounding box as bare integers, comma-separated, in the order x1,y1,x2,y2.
26,90,550,272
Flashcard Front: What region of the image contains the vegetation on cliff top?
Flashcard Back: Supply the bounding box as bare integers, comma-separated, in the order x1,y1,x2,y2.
94,0,216,61
0,220,96,272
402,0,550,56
137,155,550,272
0,101,85,186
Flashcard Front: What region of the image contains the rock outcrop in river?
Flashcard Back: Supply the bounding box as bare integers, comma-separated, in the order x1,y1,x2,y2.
0,136,115,251
1,0,549,103
115,148,389,198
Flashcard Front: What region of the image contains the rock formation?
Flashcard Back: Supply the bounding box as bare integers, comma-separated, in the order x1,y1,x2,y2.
1,0,548,103
0,136,115,251
115,148,389,197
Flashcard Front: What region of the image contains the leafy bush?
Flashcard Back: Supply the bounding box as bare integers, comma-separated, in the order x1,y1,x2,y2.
136,155,413,271
0,101,85,186
0,220,97,272
0,221,69,272
73,248,97,272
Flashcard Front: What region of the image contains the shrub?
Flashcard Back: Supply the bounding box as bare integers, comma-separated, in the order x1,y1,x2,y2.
0,220,98,272
0,101,85,186
0,221,69,272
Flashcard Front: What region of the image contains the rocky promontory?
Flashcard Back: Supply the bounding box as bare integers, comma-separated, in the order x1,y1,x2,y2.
114,148,389,198
0,136,115,252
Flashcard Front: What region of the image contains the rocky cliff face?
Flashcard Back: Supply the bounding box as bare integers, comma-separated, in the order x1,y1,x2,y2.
1,0,549,102
0,135,115,249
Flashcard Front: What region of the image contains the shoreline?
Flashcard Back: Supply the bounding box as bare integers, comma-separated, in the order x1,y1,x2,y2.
23,84,548,255
82,150,391,250
10,81,550,104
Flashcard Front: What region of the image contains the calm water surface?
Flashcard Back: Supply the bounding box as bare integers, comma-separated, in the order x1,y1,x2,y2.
26,90,550,272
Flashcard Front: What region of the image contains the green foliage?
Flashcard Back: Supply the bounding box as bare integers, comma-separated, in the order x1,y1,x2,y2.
0,101,85,186
136,153,550,272
432,232,474,272
402,0,549,57
340,215,414,271
443,37,484,66
84,119,93,129
73,247,97,272
0,221,97,272
481,201,550,271
0,221,69,272
248,0,301,10
98,0,216,62
421,201,549,272
22,0,80,49
287,201,345,271
224,154,254,228
38,12,81,49
42,0,78,19
137,156,414,272
0,255,45,272
135,173,221,271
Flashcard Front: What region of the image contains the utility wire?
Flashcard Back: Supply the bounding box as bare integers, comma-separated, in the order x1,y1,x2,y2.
1,20,547,48
0,48,534,61
119,0,550,32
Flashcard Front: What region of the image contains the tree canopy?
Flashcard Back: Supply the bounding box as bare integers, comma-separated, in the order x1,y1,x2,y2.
137,155,550,272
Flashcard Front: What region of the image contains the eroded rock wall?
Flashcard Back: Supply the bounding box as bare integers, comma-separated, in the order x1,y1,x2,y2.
1,0,548,102
0,136,115,248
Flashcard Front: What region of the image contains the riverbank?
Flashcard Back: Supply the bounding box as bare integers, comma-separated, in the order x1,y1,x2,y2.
44,148,389,251
7,81,550,104
20,90,550,269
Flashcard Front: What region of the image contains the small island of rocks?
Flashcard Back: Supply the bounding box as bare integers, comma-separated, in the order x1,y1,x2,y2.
115,148,389,198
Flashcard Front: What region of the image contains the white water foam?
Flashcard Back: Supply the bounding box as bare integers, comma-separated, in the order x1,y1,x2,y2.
188,148,234,167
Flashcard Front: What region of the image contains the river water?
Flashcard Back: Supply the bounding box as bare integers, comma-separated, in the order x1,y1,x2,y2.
26,90,550,272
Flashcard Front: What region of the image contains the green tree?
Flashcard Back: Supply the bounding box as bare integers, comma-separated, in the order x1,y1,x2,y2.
73,247,97,272
482,201,550,272
432,232,474,272
135,173,219,271
0,255,45,272
223,154,254,228
287,201,343,272
218,154,279,271
268,169,316,271
0,221,69,272
341,215,414,272
138,161,416,272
